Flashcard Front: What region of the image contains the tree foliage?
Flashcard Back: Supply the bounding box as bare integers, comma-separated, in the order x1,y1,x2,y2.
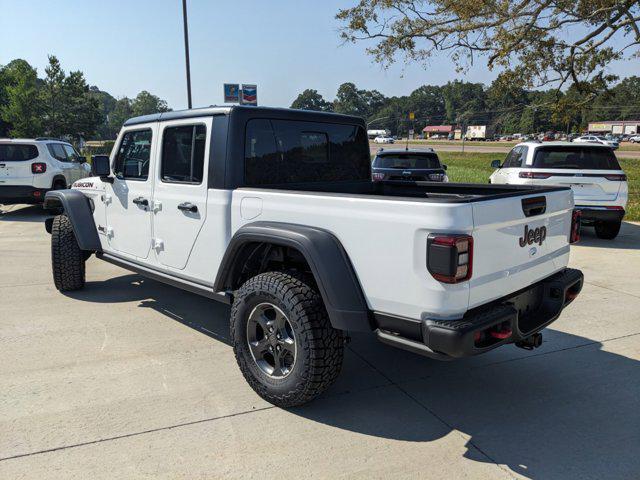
337,0,640,95
0,56,171,141
291,89,334,111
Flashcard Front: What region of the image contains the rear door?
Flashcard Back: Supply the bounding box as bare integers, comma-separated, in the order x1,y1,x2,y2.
61,144,90,182
151,117,211,270
494,146,525,184
0,143,39,186
104,125,156,259
469,189,574,309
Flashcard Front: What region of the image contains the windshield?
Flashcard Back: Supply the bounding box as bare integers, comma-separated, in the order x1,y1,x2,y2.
533,147,621,170
0,144,39,161
373,153,441,169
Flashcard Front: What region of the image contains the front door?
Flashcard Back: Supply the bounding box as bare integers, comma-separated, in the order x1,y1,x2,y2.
152,118,211,270
104,125,156,259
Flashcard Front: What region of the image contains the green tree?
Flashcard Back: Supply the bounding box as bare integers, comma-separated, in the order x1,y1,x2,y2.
337,0,640,96
333,82,387,118
130,90,170,117
62,70,102,138
441,81,486,125
108,97,133,134
0,59,43,137
291,89,333,111
40,55,66,136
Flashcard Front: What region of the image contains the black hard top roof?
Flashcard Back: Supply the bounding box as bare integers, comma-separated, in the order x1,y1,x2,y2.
123,105,365,127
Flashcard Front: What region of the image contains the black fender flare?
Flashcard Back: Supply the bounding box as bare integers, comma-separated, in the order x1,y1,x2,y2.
214,222,371,332
43,190,101,252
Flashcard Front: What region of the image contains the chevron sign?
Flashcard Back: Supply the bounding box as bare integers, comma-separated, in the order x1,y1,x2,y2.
241,84,257,105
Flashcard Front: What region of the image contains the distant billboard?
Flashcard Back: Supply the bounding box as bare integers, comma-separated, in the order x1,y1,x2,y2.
241,84,257,105
224,83,240,103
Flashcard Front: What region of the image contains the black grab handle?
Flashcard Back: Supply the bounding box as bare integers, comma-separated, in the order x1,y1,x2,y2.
522,196,546,217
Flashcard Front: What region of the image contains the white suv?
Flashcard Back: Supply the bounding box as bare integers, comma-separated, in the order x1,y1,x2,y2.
0,138,91,205
373,135,394,144
490,141,628,239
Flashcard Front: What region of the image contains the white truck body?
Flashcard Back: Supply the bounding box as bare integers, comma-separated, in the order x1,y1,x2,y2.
46,106,583,406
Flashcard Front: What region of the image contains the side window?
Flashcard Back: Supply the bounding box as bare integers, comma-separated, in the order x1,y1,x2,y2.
113,129,153,180
62,145,79,162
517,146,528,166
503,147,521,168
161,124,207,184
47,144,68,162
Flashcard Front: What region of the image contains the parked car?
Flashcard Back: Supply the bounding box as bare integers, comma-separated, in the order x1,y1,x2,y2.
629,134,640,143
573,135,619,149
44,106,583,407
490,141,628,239
374,135,395,144
371,148,449,182
0,138,91,205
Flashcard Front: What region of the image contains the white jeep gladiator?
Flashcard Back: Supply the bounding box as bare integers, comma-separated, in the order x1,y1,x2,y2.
44,106,583,407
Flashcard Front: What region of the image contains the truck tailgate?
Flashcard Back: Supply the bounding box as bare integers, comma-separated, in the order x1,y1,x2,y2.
469,189,573,309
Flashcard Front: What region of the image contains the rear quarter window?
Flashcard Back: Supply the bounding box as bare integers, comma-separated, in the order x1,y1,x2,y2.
0,144,39,161
533,147,621,170
244,119,370,185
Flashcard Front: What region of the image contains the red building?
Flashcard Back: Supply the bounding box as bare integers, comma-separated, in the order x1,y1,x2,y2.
422,125,454,138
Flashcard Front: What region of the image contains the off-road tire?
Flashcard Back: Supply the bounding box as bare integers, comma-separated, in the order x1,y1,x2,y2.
230,271,344,407
51,214,85,291
594,220,621,240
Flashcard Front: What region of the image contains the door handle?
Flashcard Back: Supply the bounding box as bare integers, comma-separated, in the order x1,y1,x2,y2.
177,202,198,213
132,197,149,207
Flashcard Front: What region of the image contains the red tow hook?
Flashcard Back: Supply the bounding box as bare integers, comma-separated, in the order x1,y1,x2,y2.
490,328,512,340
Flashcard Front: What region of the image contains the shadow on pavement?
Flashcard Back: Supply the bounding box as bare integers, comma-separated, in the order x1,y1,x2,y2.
67,274,232,346
66,271,640,479
578,221,640,250
0,204,49,223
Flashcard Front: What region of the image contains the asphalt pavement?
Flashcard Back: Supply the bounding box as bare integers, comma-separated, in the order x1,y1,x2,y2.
1,204,639,479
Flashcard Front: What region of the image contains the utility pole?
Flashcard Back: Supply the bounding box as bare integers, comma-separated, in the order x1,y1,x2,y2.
182,0,193,109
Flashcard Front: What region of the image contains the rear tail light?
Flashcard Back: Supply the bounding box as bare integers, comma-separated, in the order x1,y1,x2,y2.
570,210,581,244
31,162,47,174
604,174,626,181
372,172,386,181
427,234,473,283
519,171,552,179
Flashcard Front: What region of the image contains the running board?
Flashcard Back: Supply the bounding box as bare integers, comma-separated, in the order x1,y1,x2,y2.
96,252,232,304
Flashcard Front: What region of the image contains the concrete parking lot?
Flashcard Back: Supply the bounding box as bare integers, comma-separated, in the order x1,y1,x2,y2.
1,204,639,479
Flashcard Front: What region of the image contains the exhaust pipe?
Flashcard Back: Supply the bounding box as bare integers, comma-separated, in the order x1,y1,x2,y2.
515,332,543,350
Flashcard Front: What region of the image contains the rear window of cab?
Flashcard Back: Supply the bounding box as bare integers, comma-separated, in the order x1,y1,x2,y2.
533,147,621,170
0,144,39,161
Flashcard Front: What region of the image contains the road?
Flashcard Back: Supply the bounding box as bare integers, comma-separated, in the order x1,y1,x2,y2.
370,141,640,159
1,204,639,479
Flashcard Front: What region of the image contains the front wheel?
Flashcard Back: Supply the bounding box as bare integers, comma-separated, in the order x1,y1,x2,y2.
51,214,86,291
594,220,622,240
230,271,344,407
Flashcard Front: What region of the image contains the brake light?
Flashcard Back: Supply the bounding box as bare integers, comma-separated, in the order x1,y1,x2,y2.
31,162,47,174
604,174,627,181
372,172,386,182
570,210,581,244
427,234,473,283
519,171,552,179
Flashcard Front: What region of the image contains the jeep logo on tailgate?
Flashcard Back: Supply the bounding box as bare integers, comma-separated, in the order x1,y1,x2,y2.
519,225,546,247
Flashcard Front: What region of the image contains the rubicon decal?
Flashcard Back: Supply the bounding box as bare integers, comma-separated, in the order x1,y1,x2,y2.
519,225,546,247
74,182,94,188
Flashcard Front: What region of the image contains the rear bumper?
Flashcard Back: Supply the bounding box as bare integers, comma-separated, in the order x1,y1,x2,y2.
0,185,49,204
374,268,584,360
575,206,625,223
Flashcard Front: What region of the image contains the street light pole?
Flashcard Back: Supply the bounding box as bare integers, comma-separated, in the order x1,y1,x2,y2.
182,0,193,109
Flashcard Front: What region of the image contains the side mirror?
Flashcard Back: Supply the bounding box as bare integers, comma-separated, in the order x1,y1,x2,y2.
91,155,111,177
442,164,447,170
491,160,502,168
78,156,87,163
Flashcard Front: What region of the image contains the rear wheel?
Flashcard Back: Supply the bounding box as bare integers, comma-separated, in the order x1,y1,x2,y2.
230,271,344,407
594,220,621,240
51,214,85,291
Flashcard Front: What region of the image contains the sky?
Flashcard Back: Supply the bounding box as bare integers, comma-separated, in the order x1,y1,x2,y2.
1,0,637,110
